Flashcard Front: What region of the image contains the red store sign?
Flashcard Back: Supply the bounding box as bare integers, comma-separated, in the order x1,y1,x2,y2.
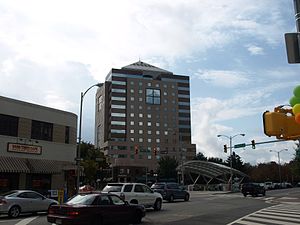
7,143,42,155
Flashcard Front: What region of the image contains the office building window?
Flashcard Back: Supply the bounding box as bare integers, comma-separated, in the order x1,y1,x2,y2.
0,114,18,137
139,122,143,126
139,130,143,134
112,88,126,93
130,121,134,125
112,96,126,101
146,89,160,105
111,121,126,125
111,113,126,117
31,120,53,141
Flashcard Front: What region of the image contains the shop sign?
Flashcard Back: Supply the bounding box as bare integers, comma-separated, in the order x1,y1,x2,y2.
7,143,42,155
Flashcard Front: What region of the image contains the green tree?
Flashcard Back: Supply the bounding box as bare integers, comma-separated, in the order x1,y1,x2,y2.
226,152,245,171
207,157,224,164
194,152,207,161
157,156,179,181
290,141,300,181
78,142,109,185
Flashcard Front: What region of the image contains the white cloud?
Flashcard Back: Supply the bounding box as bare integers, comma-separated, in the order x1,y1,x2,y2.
0,0,289,80
194,70,251,88
246,44,265,55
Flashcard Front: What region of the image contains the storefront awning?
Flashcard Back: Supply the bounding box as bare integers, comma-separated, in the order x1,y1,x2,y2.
0,156,30,173
27,158,62,174
0,156,75,174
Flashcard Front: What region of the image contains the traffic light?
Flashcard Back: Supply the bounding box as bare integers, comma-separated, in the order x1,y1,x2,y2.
153,147,157,156
224,145,227,153
284,33,300,63
251,140,256,149
263,109,300,140
135,145,139,154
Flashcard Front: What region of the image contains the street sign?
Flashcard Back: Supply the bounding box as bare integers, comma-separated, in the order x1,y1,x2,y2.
234,143,246,148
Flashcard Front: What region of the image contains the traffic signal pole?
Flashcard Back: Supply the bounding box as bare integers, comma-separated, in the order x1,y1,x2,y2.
294,0,300,32
234,139,293,149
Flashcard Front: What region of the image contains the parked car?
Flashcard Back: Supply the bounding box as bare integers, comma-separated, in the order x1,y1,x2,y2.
0,190,58,218
151,182,190,202
47,192,145,225
241,183,266,197
102,183,163,210
264,182,274,190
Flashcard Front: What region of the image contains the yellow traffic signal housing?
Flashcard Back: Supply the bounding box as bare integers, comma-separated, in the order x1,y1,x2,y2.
263,110,300,140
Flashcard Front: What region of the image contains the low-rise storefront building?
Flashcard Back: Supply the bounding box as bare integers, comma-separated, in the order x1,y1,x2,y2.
0,96,77,197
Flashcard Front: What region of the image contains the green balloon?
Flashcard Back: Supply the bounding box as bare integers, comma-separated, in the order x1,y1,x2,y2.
294,85,300,98
290,96,300,107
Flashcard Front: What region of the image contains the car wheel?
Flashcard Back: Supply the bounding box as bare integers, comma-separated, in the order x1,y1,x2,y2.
154,199,162,211
130,199,138,205
8,205,21,218
184,194,190,201
133,210,143,224
168,195,174,202
243,193,247,197
263,191,266,196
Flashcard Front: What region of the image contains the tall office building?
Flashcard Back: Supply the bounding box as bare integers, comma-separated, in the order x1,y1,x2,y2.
95,61,196,182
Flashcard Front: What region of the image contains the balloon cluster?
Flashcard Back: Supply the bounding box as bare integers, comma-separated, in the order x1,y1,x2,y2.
290,85,300,124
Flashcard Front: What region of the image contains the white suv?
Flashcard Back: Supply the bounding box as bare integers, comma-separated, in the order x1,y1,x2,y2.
102,183,163,210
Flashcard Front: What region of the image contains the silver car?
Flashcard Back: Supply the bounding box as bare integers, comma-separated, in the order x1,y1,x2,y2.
0,190,58,218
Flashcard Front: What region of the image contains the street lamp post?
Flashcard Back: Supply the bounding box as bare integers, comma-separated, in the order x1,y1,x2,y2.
76,83,103,194
217,133,245,191
270,149,288,188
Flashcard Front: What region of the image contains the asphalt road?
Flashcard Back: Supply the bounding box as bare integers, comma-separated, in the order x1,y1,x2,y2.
1,188,299,225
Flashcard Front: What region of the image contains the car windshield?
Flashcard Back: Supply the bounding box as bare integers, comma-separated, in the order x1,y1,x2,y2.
151,184,165,189
66,194,96,205
102,184,123,192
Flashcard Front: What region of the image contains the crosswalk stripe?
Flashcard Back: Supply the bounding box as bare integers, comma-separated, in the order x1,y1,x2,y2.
242,216,299,225
251,213,300,222
257,211,300,218
264,208,300,214
228,203,300,225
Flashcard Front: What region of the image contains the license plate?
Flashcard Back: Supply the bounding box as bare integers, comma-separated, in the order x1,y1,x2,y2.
56,219,62,225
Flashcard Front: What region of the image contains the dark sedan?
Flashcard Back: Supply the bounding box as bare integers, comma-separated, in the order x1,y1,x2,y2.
47,192,145,225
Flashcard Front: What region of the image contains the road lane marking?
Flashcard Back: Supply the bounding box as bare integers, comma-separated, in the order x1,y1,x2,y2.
15,217,37,225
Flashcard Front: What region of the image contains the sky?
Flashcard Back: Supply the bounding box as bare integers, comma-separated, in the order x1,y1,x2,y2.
0,0,300,165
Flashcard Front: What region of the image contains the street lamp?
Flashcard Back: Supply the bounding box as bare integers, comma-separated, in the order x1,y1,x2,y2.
217,133,245,191
76,83,103,194
270,149,288,188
